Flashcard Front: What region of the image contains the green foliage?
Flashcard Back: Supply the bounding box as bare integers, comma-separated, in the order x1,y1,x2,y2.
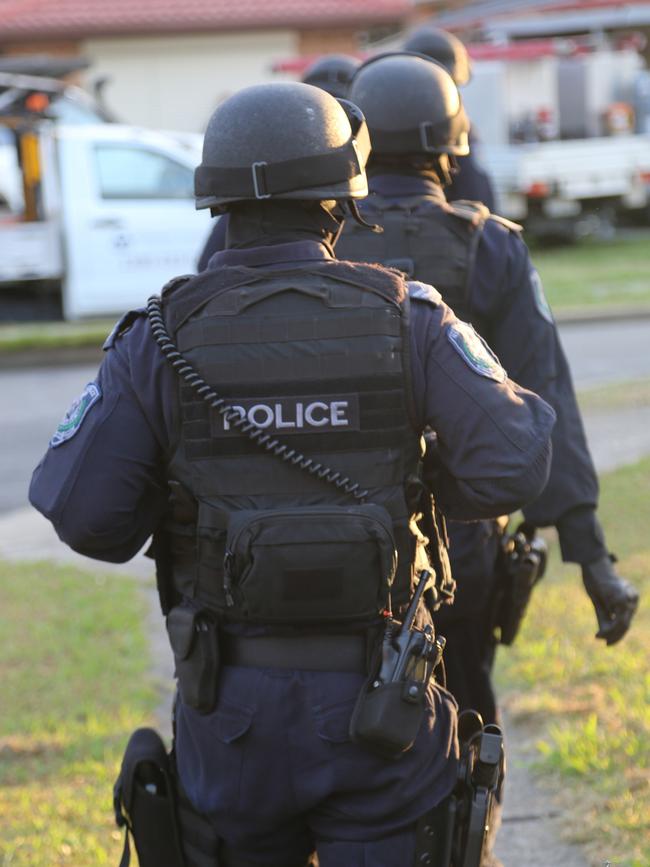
532,233,650,312
496,457,650,866
0,560,157,865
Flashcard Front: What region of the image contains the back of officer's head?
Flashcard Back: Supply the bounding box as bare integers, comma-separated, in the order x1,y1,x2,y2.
348,53,469,186
195,82,370,216
302,53,360,98
402,25,471,86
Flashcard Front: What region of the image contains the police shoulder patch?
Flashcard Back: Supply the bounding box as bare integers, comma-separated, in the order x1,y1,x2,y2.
407,281,442,306
447,321,507,383
529,268,554,323
50,382,102,448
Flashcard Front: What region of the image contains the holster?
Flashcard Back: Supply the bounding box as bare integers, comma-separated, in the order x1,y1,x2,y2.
494,523,548,646
349,572,446,759
114,728,220,867
113,728,187,867
414,711,504,867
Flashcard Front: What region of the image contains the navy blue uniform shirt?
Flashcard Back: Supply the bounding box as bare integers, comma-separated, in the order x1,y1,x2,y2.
30,239,555,563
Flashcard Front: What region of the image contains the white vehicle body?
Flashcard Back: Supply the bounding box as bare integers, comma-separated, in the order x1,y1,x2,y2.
482,134,650,223
462,45,650,230
0,121,212,319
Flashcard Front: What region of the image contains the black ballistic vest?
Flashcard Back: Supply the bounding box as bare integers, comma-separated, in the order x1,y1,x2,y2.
160,259,424,619
336,194,491,329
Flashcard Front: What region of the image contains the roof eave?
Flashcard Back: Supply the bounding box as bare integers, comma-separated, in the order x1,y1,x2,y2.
0,13,407,44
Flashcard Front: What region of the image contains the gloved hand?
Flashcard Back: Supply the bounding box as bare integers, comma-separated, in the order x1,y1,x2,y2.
582,554,639,645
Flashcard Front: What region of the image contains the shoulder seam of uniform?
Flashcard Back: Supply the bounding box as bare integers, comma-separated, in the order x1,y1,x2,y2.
162,273,194,297
407,280,442,306
102,308,146,351
487,213,523,233
448,199,490,227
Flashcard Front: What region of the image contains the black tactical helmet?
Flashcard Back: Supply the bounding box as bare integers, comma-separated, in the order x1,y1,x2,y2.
402,26,471,86
302,53,360,98
348,53,469,158
195,82,371,212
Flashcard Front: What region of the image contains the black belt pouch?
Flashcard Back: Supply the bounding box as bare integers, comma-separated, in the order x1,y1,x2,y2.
113,727,186,867
166,606,220,714
349,680,428,759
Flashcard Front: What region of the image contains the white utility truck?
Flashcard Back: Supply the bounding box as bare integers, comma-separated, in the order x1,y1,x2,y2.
0,70,210,319
462,39,650,237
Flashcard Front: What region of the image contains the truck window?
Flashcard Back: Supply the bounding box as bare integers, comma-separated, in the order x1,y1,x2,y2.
94,144,194,200
50,96,107,125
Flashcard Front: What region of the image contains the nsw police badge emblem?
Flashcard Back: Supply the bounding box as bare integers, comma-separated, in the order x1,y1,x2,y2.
447,321,506,383
50,382,102,448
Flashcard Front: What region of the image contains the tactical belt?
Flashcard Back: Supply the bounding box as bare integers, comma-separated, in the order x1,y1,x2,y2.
222,633,368,673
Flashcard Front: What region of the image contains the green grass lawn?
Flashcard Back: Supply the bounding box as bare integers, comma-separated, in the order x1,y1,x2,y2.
0,560,157,866
496,457,650,866
576,377,650,413
0,319,113,353
532,234,650,312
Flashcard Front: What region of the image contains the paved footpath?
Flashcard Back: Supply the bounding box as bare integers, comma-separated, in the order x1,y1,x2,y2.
2,401,647,865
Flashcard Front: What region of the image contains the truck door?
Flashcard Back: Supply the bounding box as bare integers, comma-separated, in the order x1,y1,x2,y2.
57,126,210,318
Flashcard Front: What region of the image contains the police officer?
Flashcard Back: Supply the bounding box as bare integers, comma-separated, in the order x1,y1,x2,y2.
196,53,360,272
30,82,555,866
302,52,360,99
335,53,640,729
402,26,496,210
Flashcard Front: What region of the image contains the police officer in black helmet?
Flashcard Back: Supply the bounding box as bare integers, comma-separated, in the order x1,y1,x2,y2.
403,26,495,209
336,53,639,734
302,52,360,98
30,81,556,866
196,54,361,272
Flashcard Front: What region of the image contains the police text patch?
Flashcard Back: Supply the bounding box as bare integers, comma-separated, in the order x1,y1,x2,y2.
447,322,506,383
210,394,361,437
50,382,102,448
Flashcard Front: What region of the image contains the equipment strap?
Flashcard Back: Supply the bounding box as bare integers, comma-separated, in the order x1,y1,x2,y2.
118,830,132,867
195,139,364,200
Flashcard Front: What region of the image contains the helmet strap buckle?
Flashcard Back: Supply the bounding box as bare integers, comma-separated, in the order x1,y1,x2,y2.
251,162,271,199
419,121,436,153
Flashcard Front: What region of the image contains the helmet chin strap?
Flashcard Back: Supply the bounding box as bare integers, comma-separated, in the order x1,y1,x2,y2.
346,199,384,233
438,154,456,187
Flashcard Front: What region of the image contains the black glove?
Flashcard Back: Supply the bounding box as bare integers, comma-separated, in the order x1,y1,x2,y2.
581,554,639,645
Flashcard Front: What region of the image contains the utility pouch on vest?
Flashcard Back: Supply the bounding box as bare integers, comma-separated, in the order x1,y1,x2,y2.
222,504,397,624
349,571,445,759
167,606,220,714
113,728,186,867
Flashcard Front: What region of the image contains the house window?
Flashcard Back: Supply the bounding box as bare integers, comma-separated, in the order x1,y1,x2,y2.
94,145,194,200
